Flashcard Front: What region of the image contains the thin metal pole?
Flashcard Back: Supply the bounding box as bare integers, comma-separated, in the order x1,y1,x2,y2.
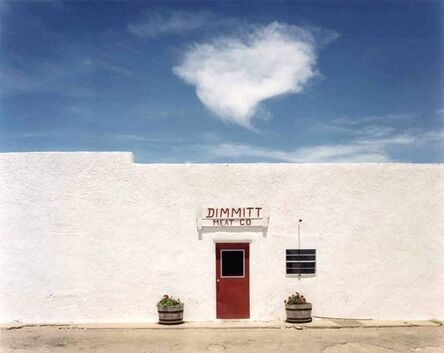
298,219,302,279
298,222,301,251
298,219,302,250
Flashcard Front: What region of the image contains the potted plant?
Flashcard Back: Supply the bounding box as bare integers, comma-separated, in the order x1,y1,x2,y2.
157,294,184,325
285,292,312,323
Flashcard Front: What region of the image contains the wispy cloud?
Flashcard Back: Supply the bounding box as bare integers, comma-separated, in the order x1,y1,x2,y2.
330,113,413,126
128,10,211,38
0,63,95,97
1,7,136,98
1,54,134,97
0,1,10,15
204,127,444,163
1,130,60,140
209,142,391,163
108,133,192,144
173,22,325,128
0,67,41,93
81,58,135,77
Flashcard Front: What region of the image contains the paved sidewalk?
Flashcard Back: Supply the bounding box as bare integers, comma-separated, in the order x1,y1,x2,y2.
1,324,443,353
2,318,442,330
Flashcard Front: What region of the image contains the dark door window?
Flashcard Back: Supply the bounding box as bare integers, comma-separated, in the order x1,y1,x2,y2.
221,250,245,277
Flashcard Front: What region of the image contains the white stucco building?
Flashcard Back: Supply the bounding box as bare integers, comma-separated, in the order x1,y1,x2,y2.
0,152,443,323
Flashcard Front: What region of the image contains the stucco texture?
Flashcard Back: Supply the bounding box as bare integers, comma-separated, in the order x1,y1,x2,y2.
0,152,443,323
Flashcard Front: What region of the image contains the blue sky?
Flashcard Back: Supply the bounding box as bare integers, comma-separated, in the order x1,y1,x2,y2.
1,1,443,163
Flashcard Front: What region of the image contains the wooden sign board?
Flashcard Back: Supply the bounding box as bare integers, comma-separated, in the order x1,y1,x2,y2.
197,207,269,229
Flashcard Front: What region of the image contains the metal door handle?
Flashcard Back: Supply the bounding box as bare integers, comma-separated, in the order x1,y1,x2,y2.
217,279,220,283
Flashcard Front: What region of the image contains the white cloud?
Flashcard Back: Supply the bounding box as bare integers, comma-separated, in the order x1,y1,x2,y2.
128,10,210,38
205,127,444,163
173,22,319,128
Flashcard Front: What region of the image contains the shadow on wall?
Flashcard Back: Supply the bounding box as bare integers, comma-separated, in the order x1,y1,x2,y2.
197,226,268,240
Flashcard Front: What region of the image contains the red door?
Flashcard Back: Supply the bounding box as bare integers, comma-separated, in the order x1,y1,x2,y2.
216,243,250,319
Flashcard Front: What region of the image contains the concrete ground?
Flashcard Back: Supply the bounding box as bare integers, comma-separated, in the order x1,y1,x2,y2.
1,325,443,353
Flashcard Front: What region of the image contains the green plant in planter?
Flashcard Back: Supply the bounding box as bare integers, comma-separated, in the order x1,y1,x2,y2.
157,295,184,325
285,292,308,305
157,294,182,307
285,292,312,323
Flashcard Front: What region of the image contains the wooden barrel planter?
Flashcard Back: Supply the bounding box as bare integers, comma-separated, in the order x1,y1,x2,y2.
157,304,184,325
285,303,312,323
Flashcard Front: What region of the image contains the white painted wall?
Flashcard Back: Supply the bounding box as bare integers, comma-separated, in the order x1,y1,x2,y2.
0,152,443,323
